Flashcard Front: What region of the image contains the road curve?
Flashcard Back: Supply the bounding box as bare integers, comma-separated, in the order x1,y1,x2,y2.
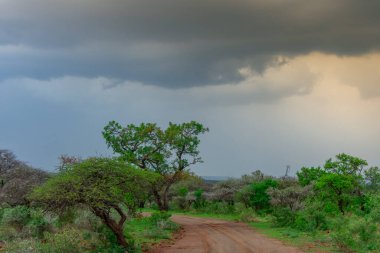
147,215,304,253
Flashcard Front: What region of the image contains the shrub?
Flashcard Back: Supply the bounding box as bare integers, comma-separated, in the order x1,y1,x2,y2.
249,179,278,212
201,201,235,214
193,189,206,209
36,228,90,253
27,209,50,238
54,208,77,228
330,215,380,252
294,209,328,232
271,208,296,227
238,208,257,222
1,206,31,231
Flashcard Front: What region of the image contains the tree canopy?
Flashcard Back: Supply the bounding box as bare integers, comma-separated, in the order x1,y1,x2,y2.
29,157,160,248
102,120,208,210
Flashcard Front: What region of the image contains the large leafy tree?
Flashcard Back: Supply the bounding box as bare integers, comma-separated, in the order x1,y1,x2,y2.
324,153,368,175
296,166,325,186
313,153,368,214
30,158,159,249
315,173,358,214
102,120,208,211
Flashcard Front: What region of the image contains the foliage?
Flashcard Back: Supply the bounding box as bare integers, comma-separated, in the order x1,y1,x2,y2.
193,189,206,209
126,213,179,252
365,166,380,191
240,170,267,184
248,179,278,212
198,201,235,214
57,154,81,172
0,150,49,207
0,165,49,206
208,178,242,203
1,206,31,231
268,184,312,212
170,172,206,210
330,215,380,252
324,153,368,175
315,173,359,214
30,157,159,248
293,204,329,232
271,207,296,227
296,167,325,186
0,149,24,173
102,120,208,211
37,228,91,253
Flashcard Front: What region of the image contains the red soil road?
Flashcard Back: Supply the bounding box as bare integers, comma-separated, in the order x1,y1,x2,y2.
148,215,304,253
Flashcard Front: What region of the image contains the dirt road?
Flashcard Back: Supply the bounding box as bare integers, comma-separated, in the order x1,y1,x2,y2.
148,215,304,253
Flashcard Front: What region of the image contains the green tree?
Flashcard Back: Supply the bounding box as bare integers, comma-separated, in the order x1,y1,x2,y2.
315,173,358,214
249,179,278,211
324,153,368,176
322,153,368,213
364,166,380,191
296,166,325,186
102,120,208,211
29,157,159,249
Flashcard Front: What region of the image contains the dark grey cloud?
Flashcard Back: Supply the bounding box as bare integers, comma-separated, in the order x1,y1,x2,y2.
1,0,379,87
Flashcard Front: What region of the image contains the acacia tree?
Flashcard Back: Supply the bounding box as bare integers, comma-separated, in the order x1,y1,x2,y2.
313,153,368,214
0,149,23,173
30,158,159,249
0,149,48,206
103,120,208,211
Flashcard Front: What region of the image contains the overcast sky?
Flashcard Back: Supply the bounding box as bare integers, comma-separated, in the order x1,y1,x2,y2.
1,0,379,176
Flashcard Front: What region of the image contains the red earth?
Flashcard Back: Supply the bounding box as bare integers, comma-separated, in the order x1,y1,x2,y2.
147,215,305,253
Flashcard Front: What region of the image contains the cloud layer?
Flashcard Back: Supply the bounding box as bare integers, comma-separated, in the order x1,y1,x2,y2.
1,53,380,175
1,0,380,87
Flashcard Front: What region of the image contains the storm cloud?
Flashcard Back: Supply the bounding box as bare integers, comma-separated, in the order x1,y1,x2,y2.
1,0,380,87
1,1,380,176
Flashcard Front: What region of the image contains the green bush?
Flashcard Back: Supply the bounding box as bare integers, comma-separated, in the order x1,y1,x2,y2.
36,228,86,253
1,206,31,231
54,208,77,228
3,239,39,253
96,225,128,253
193,189,206,209
330,215,380,252
238,208,257,222
149,212,171,224
271,208,296,227
27,209,50,238
74,209,102,231
365,193,380,222
294,209,328,232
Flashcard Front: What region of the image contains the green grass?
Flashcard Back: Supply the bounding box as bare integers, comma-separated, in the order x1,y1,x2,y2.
126,214,180,252
249,219,338,252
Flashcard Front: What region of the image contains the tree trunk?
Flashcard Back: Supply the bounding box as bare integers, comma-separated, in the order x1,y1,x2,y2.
162,189,169,211
105,220,129,248
92,207,129,251
153,189,165,211
161,180,175,211
338,199,345,214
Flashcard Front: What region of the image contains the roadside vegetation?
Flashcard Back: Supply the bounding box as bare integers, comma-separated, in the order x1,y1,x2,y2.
1,120,379,252
158,153,380,253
